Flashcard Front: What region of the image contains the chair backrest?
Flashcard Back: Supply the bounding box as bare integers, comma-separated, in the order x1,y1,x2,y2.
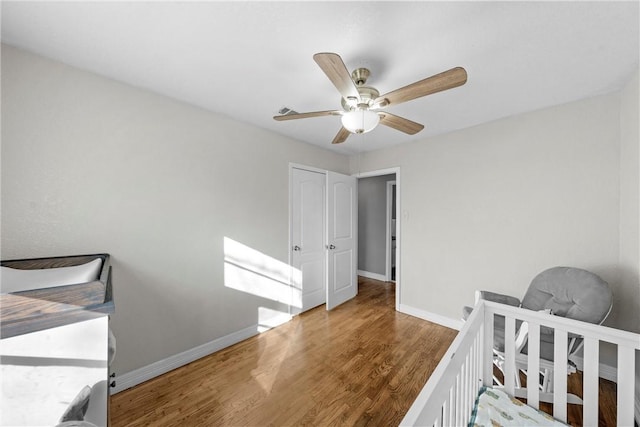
521,266,612,325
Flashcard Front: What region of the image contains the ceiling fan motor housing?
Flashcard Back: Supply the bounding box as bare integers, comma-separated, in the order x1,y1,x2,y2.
340,68,379,111
340,87,380,111
351,68,370,86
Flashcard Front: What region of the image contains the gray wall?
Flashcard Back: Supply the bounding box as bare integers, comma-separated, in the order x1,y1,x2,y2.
357,174,395,276
1,45,349,375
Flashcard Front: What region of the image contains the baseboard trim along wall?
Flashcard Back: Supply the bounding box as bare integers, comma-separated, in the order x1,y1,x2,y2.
110,325,258,394
569,356,617,383
357,270,387,282
398,304,464,331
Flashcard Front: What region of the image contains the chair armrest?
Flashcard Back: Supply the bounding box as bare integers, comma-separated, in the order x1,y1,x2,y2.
476,290,521,307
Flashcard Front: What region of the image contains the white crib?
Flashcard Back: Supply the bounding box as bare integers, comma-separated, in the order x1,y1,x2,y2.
401,300,640,426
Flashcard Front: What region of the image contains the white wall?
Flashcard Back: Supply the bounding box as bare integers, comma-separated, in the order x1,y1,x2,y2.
3,43,637,389
618,70,640,414
351,89,630,328
0,45,349,376
618,70,640,335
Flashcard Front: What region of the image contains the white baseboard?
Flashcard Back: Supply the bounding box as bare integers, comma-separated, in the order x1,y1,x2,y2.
110,325,258,394
398,303,463,331
569,355,617,382
357,270,387,282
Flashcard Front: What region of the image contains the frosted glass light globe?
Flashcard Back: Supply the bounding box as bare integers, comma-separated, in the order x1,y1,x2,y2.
341,110,380,134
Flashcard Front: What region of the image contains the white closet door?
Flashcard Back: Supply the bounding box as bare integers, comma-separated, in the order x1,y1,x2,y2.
326,171,358,310
291,168,326,312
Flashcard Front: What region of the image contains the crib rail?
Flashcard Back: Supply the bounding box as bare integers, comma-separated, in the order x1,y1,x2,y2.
400,300,640,427
401,301,486,426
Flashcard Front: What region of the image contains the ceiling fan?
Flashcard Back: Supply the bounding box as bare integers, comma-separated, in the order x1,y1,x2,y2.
273,52,467,145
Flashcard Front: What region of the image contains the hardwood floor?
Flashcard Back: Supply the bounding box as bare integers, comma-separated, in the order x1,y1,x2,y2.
540,372,618,427
110,277,458,426
110,277,621,426
494,365,619,427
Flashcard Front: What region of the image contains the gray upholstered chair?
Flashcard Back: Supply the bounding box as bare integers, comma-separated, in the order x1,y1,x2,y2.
463,266,613,393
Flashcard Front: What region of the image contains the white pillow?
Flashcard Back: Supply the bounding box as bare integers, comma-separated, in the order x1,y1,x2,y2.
0,258,103,294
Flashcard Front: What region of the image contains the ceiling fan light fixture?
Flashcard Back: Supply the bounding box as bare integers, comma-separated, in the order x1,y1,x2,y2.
274,53,466,144
341,109,380,134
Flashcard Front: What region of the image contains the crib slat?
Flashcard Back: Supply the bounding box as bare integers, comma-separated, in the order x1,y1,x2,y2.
526,322,540,409
470,339,476,404
469,348,475,417
483,313,494,387
463,351,470,422
617,346,635,427
471,339,478,409
504,316,516,396
582,337,599,426
456,374,464,425
553,329,568,423
460,356,467,423
453,374,458,426
433,407,442,427
473,336,480,394
441,395,448,426
443,385,456,426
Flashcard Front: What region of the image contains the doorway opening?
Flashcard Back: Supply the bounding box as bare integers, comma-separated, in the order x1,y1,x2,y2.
386,180,396,282
356,167,400,311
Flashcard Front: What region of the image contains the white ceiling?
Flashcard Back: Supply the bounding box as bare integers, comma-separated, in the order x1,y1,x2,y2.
1,1,638,154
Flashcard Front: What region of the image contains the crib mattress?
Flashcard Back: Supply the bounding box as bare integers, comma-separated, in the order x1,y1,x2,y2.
469,388,567,427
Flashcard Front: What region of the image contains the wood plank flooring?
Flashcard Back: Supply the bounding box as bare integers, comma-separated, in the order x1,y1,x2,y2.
494,365,619,426
110,277,620,426
539,372,618,427
110,277,457,426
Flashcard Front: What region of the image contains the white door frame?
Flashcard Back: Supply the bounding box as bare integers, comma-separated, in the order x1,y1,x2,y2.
385,180,396,283
355,167,401,312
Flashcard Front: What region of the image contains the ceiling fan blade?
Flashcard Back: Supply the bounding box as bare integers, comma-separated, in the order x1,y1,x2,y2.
273,110,342,121
374,67,467,108
378,112,424,135
313,52,361,103
332,127,351,145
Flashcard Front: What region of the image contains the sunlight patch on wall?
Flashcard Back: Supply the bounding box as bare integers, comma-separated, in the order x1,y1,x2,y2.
224,237,302,309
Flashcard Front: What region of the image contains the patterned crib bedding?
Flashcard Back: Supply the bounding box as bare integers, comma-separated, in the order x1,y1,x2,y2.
469,388,567,427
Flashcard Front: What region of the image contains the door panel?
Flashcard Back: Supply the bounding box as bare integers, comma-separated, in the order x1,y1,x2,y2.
291,168,326,313
332,250,353,292
326,171,357,310
332,182,353,239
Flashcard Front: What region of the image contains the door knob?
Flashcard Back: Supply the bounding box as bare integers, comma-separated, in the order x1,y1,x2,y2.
293,245,301,251
328,244,336,249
